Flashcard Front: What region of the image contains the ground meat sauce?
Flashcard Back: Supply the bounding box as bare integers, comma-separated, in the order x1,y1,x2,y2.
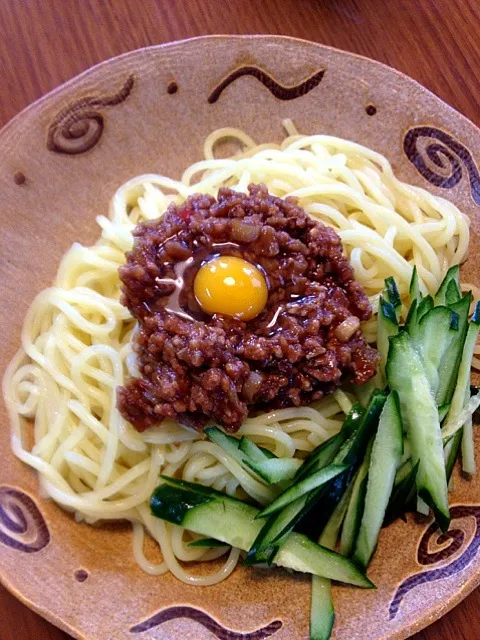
117,184,379,432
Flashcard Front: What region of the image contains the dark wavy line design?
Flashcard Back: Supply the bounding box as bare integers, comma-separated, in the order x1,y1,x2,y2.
130,605,282,639
389,505,480,620
0,487,50,553
208,66,325,104
47,74,134,154
404,126,480,205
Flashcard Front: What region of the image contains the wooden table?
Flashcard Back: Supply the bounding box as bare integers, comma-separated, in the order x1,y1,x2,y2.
0,1,479,638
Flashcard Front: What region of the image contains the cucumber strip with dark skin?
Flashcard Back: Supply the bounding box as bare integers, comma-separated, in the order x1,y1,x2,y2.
295,404,364,482
384,276,402,321
310,485,355,640
188,537,228,548
409,266,421,304
416,295,434,322
384,461,419,526
394,458,413,488
205,426,300,485
434,265,460,306
339,446,372,557
243,457,302,484
310,577,335,640
404,298,418,337
377,297,398,379
257,464,349,519
446,278,462,305
445,428,463,484
412,306,459,394
438,403,451,423
239,437,276,461
443,302,480,473
352,391,404,570
387,332,450,532
151,478,374,588
297,392,387,543
245,394,384,565
436,293,472,407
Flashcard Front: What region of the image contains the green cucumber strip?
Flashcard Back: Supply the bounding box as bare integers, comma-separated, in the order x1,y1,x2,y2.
387,332,450,532
309,488,353,640
404,298,418,337
394,458,413,488
445,428,463,484
462,413,475,474
377,297,398,380
151,478,374,588
339,442,372,557
244,457,302,484
443,302,480,473
438,403,451,423
413,306,459,394
206,426,298,485
296,404,364,482
239,436,275,462
417,295,434,322
409,266,421,303
188,537,228,548
257,464,349,519
310,577,335,640
245,394,384,566
446,278,462,305
436,293,472,407
384,461,419,525
352,391,404,570
434,265,460,306
384,276,402,321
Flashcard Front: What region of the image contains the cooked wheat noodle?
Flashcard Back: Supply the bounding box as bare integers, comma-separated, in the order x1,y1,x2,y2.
3,120,475,584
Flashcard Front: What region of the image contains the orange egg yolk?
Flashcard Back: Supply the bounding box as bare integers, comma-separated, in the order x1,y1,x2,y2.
194,256,268,321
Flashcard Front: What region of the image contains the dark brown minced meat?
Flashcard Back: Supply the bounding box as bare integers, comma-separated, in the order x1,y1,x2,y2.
117,184,379,433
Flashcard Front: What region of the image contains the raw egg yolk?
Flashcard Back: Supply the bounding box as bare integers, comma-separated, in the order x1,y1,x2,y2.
194,256,268,321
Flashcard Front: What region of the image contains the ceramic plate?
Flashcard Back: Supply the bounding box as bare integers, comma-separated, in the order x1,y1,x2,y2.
1,35,480,640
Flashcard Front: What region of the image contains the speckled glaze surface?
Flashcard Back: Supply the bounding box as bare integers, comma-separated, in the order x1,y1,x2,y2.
0,36,480,640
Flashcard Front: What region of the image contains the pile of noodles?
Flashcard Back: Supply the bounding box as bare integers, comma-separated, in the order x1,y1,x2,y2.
3,120,476,584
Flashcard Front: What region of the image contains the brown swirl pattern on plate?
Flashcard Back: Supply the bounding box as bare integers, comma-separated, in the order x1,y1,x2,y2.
46,74,134,155
208,66,325,104
130,605,282,638
0,487,50,553
404,126,480,205
389,505,480,619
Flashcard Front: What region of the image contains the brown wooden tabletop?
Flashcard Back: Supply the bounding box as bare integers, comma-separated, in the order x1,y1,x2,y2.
1,1,479,638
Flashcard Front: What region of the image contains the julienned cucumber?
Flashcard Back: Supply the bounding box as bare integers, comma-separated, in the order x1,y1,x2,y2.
244,396,382,566
339,443,372,557
377,297,398,379
436,293,472,407
205,426,300,484
257,464,349,518
352,391,404,569
387,332,450,532
295,404,364,482
150,477,374,588
443,302,480,474
434,265,461,306
384,276,402,321
310,487,353,640
411,306,459,394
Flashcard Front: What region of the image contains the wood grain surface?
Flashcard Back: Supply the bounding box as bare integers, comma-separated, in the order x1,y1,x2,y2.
0,1,479,639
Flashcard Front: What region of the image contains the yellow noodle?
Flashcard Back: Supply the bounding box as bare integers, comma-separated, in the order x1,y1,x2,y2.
3,121,474,587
